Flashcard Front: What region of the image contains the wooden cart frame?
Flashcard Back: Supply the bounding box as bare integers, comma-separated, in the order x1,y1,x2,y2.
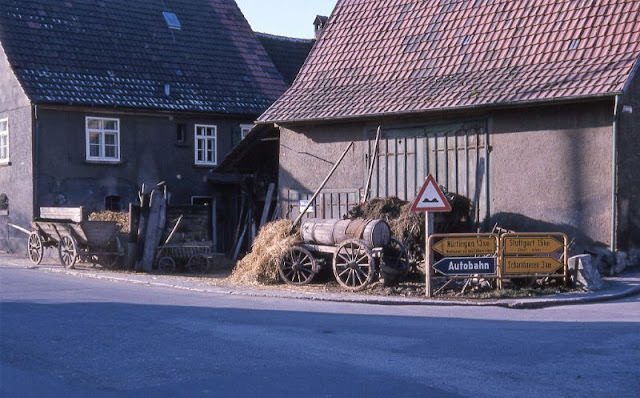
278,238,409,291
27,207,124,268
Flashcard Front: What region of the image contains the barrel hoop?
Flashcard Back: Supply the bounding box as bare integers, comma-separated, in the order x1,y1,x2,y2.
345,218,369,240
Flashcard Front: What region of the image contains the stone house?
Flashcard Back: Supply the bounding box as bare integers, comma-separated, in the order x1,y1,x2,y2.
0,0,289,252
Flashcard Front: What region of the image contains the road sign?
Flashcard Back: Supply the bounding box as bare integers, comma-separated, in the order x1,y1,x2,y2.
503,237,564,255
503,257,564,275
432,236,497,256
432,256,497,276
411,174,451,213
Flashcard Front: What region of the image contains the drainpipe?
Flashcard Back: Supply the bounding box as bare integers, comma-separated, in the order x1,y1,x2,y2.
610,95,620,253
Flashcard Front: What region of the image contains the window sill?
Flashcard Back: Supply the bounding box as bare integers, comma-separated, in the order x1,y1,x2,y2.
0,161,11,167
85,159,122,165
193,163,217,168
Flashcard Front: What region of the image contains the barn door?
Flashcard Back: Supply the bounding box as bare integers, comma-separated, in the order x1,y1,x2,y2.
366,122,490,229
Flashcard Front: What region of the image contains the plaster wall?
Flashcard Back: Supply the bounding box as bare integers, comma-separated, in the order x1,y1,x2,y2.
35,108,253,213
617,66,640,249
490,102,614,249
0,43,33,253
278,101,616,251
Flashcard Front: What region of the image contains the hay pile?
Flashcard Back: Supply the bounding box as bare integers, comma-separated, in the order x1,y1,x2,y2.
88,211,130,233
349,197,424,255
230,220,301,285
348,194,473,257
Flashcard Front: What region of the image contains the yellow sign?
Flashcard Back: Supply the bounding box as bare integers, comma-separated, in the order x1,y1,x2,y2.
432,237,497,256
503,237,564,255
503,257,564,275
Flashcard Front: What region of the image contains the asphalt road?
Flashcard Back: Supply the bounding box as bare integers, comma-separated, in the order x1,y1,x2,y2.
1,264,639,397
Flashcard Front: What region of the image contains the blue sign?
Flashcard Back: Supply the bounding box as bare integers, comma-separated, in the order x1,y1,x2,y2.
433,257,497,276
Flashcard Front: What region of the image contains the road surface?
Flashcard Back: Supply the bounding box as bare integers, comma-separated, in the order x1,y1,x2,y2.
1,264,639,397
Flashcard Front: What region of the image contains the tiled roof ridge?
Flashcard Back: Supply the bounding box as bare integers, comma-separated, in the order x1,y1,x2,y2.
255,32,314,44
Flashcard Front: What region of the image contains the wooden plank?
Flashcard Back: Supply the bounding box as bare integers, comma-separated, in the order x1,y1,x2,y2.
141,186,166,272
259,183,275,227
39,207,84,222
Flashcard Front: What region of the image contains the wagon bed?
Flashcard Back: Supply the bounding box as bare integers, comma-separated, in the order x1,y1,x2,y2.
28,207,124,268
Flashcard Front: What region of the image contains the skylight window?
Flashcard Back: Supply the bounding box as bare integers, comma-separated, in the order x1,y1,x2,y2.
163,12,181,30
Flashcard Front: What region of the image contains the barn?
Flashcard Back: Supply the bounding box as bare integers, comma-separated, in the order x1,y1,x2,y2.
259,0,640,253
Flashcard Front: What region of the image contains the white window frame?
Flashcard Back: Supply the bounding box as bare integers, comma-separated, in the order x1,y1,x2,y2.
240,124,253,140
0,118,8,164
85,116,120,162
194,124,217,166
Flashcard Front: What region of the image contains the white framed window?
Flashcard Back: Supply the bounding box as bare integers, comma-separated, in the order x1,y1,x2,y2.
86,117,120,162
0,118,8,164
194,124,217,166
240,124,253,140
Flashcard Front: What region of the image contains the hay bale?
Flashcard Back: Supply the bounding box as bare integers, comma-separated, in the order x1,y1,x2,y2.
230,220,301,285
88,211,130,233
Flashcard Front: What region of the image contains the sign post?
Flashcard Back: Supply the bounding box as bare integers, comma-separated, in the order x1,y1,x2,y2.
411,174,451,298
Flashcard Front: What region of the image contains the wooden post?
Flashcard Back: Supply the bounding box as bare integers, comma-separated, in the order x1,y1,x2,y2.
363,125,381,203
259,183,275,228
425,212,434,298
290,141,354,233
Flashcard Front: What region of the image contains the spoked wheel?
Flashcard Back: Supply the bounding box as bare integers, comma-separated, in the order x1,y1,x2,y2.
27,232,44,265
157,256,176,273
278,246,317,285
332,239,375,291
187,254,210,274
380,238,410,286
58,235,77,268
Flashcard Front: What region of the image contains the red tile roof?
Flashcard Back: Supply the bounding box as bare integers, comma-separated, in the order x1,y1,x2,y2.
259,0,640,123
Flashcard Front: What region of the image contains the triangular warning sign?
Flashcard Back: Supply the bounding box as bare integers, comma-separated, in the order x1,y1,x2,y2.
411,174,451,213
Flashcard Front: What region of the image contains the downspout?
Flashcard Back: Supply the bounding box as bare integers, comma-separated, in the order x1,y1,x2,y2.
610,95,620,253
33,104,38,220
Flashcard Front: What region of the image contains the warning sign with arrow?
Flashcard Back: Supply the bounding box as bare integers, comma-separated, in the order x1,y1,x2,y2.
411,174,451,213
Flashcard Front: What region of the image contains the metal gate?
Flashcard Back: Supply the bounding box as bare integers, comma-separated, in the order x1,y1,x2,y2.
367,122,490,229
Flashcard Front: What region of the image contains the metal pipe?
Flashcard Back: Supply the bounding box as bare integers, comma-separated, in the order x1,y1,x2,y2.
611,94,621,252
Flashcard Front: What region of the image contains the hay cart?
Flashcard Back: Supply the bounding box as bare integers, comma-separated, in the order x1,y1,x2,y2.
155,242,216,273
279,218,409,290
27,207,124,268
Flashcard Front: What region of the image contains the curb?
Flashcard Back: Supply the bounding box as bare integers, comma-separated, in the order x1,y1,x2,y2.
3,256,640,308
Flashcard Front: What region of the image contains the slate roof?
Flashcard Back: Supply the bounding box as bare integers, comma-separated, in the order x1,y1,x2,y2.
256,33,314,86
0,0,288,115
260,0,640,123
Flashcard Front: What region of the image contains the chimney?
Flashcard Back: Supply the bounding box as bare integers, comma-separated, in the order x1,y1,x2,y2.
313,15,328,39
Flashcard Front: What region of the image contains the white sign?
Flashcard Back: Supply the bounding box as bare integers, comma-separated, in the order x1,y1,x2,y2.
299,200,314,214
411,174,451,213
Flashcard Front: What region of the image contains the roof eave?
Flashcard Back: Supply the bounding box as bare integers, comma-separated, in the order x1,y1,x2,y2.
259,92,621,126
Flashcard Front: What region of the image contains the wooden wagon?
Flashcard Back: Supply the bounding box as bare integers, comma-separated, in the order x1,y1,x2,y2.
154,242,216,274
279,218,409,291
27,207,124,268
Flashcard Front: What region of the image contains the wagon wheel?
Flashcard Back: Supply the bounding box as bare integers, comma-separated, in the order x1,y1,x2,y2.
157,256,176,273
58,235,78,268
380,238,410,286
278,245,317,285
333,239,375,291
187,254,210,274
96,254,121,269
27,232,44,265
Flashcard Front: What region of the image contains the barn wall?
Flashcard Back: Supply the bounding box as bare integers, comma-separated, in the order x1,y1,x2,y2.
279,100,617,252
278,123,366,220
618,68,640,249
490,101,614,250
0,44,33,253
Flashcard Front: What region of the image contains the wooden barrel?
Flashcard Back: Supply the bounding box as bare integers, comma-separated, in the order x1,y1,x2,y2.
301,218,391,248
